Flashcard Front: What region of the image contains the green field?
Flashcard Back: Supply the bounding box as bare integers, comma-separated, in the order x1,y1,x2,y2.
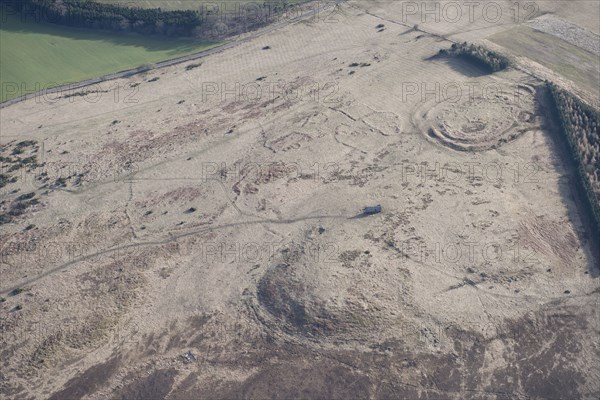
0,14,220,101
490,26,599,95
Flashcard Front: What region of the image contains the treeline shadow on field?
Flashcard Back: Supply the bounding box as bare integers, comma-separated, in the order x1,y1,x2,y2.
536,86,600,274
0,13,209,55
425,52,492,78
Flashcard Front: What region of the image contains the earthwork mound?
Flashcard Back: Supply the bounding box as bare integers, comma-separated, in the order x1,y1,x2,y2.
414,83,537,151
254,262,388,342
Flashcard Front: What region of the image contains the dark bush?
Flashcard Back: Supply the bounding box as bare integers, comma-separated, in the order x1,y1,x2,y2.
15,192,35,201
0,174,9,188
185,63,202,71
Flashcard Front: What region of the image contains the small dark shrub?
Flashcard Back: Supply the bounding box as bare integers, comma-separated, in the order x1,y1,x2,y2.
185,63,202,71
15,192,35,201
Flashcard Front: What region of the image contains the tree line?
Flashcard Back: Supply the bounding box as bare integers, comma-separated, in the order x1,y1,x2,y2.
2,0,201,36
1,0,302,38
547,82,600,238
439,42,511,72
